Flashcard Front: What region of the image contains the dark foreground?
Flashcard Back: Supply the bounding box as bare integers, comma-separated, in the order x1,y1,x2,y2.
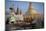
5,20,44,31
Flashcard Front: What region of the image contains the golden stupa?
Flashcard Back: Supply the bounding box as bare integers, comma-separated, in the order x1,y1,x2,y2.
27,2,39,18
24,2,39,23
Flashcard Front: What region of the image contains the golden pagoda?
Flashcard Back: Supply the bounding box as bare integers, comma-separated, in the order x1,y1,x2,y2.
27,2,39,19
24,2,39,23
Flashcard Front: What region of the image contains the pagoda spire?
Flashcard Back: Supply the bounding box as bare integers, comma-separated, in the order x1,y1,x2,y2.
29,2,32,9
16,4,20,14
27,2,32,15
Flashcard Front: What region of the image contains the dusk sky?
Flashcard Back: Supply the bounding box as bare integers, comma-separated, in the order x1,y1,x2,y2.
5,0,44,15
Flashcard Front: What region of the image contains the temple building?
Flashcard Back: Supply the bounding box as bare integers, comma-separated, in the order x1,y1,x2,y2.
25,2,40,19
24,2,41,23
